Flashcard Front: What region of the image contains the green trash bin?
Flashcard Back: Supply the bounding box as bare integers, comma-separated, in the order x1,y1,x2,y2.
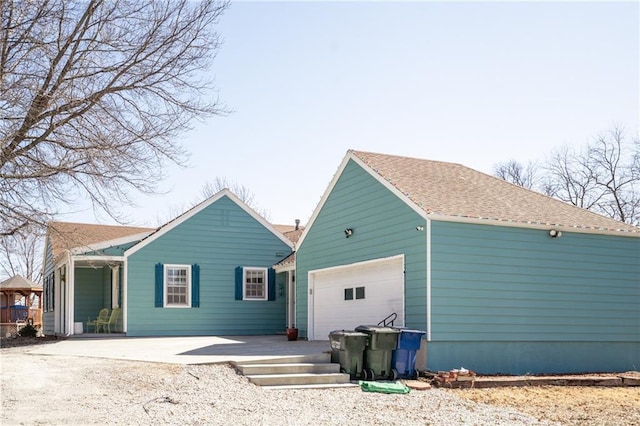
329,330,369,380
355,325,401,380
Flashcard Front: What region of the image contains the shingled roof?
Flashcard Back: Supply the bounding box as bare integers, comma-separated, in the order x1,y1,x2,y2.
47,221,156,262
0,275,41,290
350,150,639,234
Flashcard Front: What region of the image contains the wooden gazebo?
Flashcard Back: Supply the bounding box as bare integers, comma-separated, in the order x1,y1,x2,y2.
0,275,43,337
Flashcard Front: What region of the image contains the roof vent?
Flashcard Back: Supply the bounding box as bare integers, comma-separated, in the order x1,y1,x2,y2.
295,219,300,230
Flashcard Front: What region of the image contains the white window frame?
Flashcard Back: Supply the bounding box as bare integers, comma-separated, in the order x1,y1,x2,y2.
243,267,268,301
164,264,191,308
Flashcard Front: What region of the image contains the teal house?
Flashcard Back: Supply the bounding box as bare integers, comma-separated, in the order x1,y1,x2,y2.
42,190,294,337
294,150,639,374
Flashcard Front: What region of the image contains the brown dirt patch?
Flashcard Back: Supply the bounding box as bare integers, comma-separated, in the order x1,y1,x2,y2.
0,335,64,348
452,384,640,426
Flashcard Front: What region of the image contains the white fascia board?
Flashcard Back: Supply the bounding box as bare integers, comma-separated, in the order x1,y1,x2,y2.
297,151,429,249
428,214,640,238
69,232,153,255
274,263,295,273
125,189,293,257
73,255,125,263
222,190,294,249
295,154,353,249
307,253,405,275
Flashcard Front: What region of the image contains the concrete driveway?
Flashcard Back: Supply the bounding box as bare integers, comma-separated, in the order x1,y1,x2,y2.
28,335,332,365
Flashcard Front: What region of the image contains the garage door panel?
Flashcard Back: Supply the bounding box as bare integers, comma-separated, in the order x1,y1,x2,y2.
311,256,405,340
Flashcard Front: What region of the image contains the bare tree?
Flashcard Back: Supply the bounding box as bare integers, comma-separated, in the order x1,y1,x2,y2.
545,127,640,225
0,225,43,282
0,0,228,237
493,126,640,226
202,177,271,220
493,160,541,190
155,177,271,226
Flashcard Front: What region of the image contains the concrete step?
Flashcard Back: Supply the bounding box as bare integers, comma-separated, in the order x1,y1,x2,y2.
262,383,359,390
246,372,351,387
237,362,340,375
234,353,330,365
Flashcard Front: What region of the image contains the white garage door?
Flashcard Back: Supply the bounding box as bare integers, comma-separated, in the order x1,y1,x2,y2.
309,255,404,340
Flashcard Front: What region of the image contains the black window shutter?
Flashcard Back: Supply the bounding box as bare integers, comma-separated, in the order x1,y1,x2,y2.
268,268,276,301
192,264,200,307
155,263,164,307
235,266,243,300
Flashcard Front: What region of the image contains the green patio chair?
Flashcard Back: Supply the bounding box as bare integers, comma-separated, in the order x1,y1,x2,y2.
87,308,109,333
96,307,120,333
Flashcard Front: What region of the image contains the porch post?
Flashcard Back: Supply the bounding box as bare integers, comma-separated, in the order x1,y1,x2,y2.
68,257,75,335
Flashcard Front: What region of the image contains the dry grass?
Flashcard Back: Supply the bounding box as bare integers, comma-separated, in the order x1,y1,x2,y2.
452,385,640,426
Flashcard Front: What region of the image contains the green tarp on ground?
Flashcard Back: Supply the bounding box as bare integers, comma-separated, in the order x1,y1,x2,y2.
358,381,410,394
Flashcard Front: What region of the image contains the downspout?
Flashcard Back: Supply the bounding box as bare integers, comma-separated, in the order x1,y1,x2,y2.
426,217,431,341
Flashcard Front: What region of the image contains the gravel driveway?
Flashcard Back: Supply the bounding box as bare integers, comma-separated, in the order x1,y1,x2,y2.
1,345,550,426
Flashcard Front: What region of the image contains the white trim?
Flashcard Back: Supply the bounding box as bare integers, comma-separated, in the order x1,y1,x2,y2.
308,254,405,275
69,232,153,255
163,264,192,308
53,254,72,336
111,265,120,309
287,270,296,329
306,254,405,340
242,266,269,301
296,153,355,249
123,258,128,333
125,189,293,257
307,271,315,340
296,151,429,249
295,150,638,249
68,256,75,336
427,214,640,238
426,218,431,341
73,255,125,263
274,262,295,273
348,153,429,219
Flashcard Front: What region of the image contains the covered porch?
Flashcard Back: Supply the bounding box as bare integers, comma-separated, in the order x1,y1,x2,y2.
52,255,124,336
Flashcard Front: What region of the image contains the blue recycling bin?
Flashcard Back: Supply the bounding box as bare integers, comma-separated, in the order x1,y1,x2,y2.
392,328,426,379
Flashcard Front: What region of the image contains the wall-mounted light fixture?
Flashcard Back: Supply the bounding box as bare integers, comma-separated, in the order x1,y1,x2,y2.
416,225,425,231
549,229,563,238
344,228,354,238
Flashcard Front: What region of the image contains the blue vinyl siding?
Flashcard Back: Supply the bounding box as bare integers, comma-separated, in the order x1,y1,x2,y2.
126,195,292,336
42,237,55,335
296,158,639,373
428,220,640,373
296,159,427,338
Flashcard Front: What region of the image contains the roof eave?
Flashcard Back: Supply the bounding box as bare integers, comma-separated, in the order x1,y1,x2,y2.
428,214,640,237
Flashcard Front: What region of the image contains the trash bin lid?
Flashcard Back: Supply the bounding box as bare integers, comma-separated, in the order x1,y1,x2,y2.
329,330,368,337
355,325,400,334
395,328,426,335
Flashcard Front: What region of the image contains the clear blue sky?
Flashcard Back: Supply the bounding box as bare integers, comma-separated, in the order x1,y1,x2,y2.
61,0,640,228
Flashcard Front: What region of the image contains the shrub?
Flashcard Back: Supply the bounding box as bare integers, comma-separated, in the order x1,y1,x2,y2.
18,324,38,338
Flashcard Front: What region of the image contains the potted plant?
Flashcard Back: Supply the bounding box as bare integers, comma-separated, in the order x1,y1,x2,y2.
286,326,298,341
